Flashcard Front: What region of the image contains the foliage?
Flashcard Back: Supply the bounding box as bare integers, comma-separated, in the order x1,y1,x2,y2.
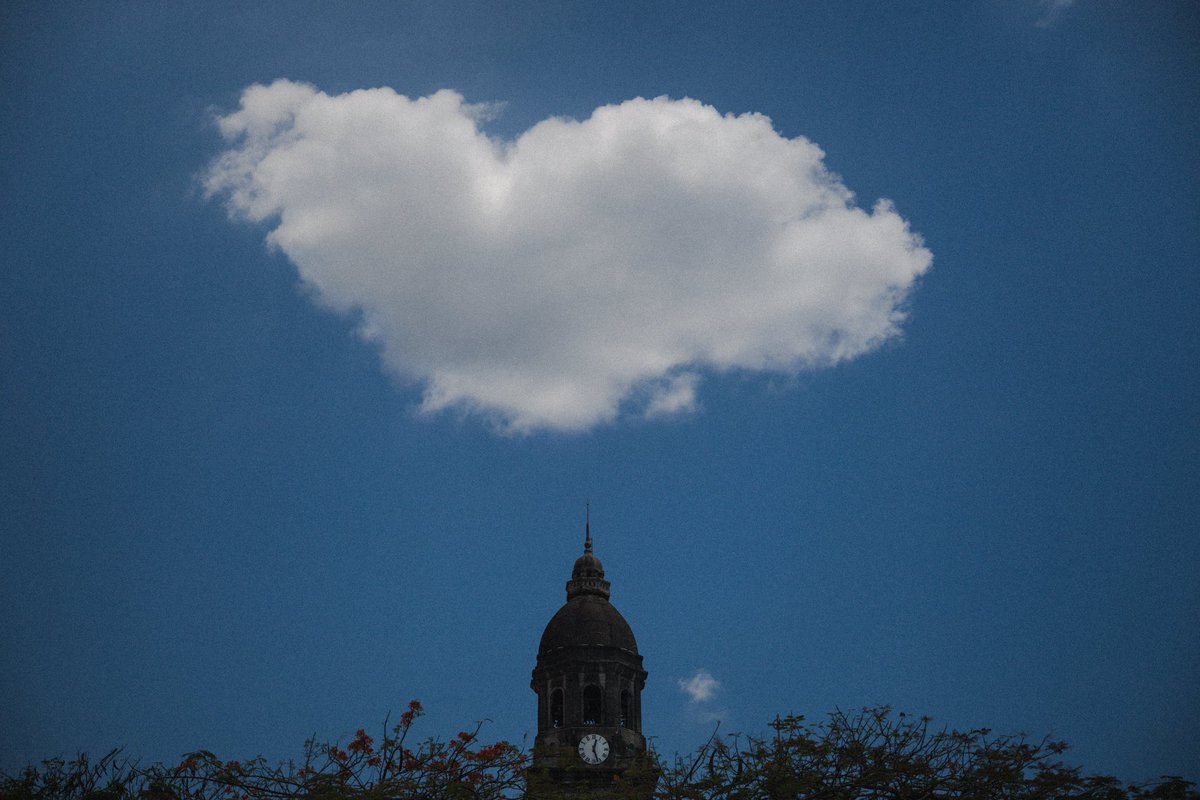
656,707,1197,800
2,704,1194,800
0,748,137,800
0,702,524,800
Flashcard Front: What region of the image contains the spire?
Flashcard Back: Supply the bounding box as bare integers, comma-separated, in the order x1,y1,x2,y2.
567,507,610,600
584,504,592,554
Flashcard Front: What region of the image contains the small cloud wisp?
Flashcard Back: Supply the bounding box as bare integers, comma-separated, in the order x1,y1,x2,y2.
678,669,721,704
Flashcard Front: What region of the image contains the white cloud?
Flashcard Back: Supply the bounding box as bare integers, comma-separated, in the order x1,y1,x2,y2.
206,81,932,433
678,669,720,704
644,373,700,419
1035,0,1074,28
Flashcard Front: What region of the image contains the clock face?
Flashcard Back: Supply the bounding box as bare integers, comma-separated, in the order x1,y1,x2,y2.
578,733,610,764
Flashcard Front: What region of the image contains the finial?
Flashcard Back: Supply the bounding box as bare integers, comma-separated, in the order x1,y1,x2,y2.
584,503,592,554
567,503,610,600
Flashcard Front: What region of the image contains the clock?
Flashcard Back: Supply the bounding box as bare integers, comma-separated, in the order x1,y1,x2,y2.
577,733,610,764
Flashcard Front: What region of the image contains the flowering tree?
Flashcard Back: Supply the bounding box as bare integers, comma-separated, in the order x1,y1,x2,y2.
655,707,1197,800
1,702,525,800
158,701,526,800
2,704,1195,800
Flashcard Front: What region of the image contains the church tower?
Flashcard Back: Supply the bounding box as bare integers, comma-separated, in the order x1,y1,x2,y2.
528,523,655,797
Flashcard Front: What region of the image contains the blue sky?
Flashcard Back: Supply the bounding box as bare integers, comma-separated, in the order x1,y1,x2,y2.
2,0,1198,784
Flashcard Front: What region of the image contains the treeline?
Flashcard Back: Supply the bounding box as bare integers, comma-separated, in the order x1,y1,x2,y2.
2,702,1194,799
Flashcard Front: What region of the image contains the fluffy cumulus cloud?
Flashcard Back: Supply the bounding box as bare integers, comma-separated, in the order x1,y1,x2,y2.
678,669,721,704
206,81,931,432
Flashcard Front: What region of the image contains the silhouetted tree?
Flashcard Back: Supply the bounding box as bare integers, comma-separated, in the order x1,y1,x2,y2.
3,704,1194,800
656,707,1197,800
0,747,136,800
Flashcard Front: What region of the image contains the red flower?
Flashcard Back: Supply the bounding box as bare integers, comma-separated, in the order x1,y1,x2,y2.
348,729,375,754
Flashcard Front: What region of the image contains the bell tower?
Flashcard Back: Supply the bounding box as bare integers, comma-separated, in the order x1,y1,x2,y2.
528,522,655,797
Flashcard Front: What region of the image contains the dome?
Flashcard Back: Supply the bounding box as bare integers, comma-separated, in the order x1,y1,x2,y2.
572,551,604,578
538,594,639,656
536,521,639,657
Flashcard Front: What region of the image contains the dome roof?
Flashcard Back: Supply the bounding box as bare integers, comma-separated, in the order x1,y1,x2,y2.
538,595,639,655
536,521,639,657
572,551,604,577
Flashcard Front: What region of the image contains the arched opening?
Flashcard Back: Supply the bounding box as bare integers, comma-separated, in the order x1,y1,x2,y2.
620,689,632,728
582,685,602,725
550,689,563,728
